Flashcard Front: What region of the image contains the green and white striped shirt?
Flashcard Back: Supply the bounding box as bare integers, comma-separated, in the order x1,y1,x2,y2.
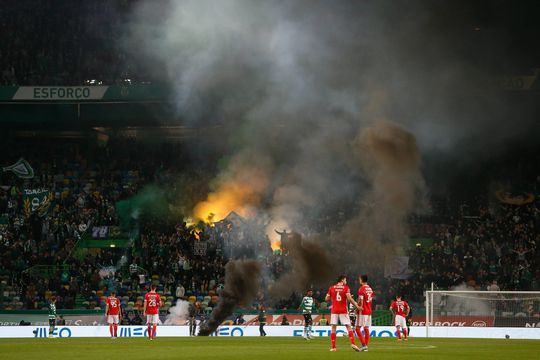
300,296,314,314
48,302,56,319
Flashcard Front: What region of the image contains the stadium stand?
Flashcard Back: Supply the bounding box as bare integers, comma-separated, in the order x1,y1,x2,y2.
0,1,538,321
0,0,145,86
1,137,538,315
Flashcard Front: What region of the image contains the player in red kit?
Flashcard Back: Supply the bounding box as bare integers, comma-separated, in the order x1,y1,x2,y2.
390,295,410,341
144,284,162,340
325,275,361,352
105,291,121,338
355,274,373,351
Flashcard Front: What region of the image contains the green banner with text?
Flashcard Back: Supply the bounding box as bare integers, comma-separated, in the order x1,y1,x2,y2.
0,85,169,101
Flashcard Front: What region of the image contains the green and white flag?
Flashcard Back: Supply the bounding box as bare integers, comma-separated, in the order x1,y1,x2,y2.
22,188,53,217
2,158,34,179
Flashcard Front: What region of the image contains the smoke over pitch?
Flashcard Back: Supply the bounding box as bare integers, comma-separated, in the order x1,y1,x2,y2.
125,1,526,272
164,300,190,325
198,260,261,336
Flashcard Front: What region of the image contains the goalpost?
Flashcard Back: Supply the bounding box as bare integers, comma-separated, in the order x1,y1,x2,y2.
425,288,540,337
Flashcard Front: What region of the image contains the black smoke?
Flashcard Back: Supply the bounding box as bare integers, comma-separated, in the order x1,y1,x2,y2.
198,260,261,336
270,232,335,298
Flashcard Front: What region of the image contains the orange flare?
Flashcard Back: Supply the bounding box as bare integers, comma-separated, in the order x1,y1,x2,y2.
192,157,271,223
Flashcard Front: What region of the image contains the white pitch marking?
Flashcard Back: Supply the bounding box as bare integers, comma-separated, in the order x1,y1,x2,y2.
375,345,437,350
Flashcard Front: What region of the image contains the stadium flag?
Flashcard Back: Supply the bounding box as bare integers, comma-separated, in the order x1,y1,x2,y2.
193,241,207,256
2,158,34,179
22,188,53,217
384,256,413,279
495,187,535,205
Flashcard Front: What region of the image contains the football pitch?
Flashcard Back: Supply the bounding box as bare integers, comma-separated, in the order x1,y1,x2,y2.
1,337,539,360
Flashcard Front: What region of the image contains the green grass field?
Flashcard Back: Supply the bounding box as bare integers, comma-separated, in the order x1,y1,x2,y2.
1,337,539,360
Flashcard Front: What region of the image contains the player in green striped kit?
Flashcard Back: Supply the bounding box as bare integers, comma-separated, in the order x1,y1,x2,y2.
300,289,315,340
48,296,57,338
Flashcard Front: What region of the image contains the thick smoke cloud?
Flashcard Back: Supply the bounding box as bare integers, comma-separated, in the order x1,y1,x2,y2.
126,1,534,151
198,260,261,336
354,121,426,241
335,121,427,271
270,232,335,298
124,1,535,276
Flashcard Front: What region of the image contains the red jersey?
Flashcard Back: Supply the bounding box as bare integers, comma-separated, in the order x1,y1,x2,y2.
390,300,409,317
358,284,373,315
106,296,121,315
144,291,161,315
327,282,350,314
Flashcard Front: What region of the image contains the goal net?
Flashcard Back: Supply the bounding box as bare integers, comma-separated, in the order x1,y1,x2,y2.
425,290,540,336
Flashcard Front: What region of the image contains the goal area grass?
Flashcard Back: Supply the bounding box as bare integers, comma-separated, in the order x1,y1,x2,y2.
1,336,539,360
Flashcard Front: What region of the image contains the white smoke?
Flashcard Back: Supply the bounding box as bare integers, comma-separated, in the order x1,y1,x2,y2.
164,299,190,325
123,1,537,274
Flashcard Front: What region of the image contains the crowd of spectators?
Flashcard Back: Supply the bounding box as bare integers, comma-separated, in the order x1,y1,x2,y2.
1,0,147,86
0,0,538,325
0,137,538,319
0,138,197,311
391,194,539,304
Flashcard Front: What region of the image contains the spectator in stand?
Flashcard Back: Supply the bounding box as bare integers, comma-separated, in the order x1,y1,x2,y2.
175,283,185,300
487,280,501,291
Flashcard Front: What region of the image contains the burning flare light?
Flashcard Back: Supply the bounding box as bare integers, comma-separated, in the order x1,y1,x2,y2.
192,153,272,223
